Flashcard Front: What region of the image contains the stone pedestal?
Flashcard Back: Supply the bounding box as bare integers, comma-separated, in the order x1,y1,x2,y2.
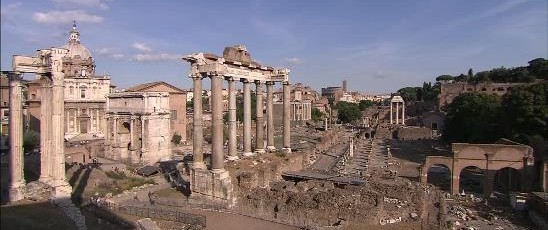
190,167,234,204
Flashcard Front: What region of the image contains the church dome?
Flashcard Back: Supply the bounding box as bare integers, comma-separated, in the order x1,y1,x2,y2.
61,22,93,60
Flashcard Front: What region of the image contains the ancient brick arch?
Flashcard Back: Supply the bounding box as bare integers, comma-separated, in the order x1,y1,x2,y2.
421,142,534,195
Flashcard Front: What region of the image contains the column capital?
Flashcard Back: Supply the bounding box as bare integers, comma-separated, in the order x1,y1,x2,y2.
282,80,290,85
240,78,251,83
2,71,23,82
254,80,264,85
225,76,235,82
265,81,275,86
189,74,204,80
210,74,224,80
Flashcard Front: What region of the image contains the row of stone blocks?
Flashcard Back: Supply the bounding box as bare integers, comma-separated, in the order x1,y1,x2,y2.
53,197,87,230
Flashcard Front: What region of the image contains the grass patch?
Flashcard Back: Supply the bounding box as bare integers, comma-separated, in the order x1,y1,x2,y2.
95,172,155,196
105,170,127,180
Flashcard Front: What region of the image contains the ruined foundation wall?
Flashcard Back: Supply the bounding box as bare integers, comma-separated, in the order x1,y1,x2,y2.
233,179,444,229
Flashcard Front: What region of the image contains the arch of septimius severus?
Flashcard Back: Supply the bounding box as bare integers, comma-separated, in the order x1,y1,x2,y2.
3,48,72,201
183,45,291,201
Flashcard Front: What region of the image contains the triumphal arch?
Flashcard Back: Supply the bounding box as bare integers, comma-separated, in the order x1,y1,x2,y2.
183,45,291,202
4,48,72,201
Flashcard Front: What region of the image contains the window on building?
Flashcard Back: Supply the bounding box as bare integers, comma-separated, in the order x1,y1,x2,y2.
69,86,74,95
80,86,87,98
170,110,177,120
2,109,8,117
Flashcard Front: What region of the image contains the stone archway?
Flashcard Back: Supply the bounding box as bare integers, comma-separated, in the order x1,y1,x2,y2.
494,167,520,194
459,166,485,194
426,164,451,191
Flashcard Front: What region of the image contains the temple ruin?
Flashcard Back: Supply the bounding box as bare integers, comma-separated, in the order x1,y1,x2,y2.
183,45,291,202
4,47,73,201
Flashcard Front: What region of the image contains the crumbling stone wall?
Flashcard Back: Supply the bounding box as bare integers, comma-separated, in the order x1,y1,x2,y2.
397,126,433,140
234,179,444,229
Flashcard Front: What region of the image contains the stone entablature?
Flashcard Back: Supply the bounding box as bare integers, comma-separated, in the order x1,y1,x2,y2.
64,77,110,101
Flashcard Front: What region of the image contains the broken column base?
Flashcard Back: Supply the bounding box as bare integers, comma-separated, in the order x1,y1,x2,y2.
282,147,292,154
190,167,235,206
227,155,239,161
50,181,73,198
266,146,276,152
8,185,25,202
255,148,266,154
242,152,256,157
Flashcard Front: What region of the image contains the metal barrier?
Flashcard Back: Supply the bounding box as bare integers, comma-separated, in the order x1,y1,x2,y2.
115,205,206,229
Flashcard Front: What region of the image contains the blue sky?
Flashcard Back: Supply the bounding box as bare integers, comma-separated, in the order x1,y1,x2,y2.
1,0,546,93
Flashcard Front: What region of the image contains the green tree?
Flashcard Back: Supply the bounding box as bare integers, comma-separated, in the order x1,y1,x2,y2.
23,130,40,152
397,87,420,102
311,108,324,122
444,93,504,143
336,101,361,124
468,68,474,79
527,58,548,80
358,100,374,111
501,82,547,142
435,75,454,82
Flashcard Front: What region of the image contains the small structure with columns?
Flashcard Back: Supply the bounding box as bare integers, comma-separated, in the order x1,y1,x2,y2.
5,47,73,201
183,45,291,202
390,95,405,125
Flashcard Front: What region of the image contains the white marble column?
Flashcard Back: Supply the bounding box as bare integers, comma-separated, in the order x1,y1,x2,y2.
282,81,291,153
266,81,275,151
402,101,405,125
227,77,238,161
396,102,399,125
51,70,71,191
255,81,265,154
191,75,205,169
242,80,253,156
39,77,52,183
390,102,393,124
210,75,224,171
7,72,25,202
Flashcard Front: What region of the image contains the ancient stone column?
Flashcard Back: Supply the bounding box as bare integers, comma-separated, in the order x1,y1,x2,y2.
255,81,265,154
390,102,393,124
39,76,53,183
396,102,399,125
227,77,238,161
51,66,71,194
210,75,224,171
191,75,205,169
242,80,253,156
7,72,25,202
402,101,405,125
282,81,291,153
266,81,275,151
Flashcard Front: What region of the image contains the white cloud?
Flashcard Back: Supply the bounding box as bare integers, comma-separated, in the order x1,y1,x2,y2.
53,0,110,10
132,42,152,52
33,10,103,25
96,48,125,59
132,53,181,62
110,53,125,59
283,57,304,64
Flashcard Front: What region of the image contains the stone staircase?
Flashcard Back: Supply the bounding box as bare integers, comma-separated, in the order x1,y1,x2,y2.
52,197,87,230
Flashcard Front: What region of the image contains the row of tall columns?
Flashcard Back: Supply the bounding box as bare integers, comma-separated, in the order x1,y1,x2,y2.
389,101,405,125
191,75,292,171
7,73,25,201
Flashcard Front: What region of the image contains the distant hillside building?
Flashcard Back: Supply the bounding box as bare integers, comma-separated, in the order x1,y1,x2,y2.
439,82,531,108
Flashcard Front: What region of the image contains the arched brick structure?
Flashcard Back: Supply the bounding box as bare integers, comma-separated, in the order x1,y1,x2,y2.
422,142,534,195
